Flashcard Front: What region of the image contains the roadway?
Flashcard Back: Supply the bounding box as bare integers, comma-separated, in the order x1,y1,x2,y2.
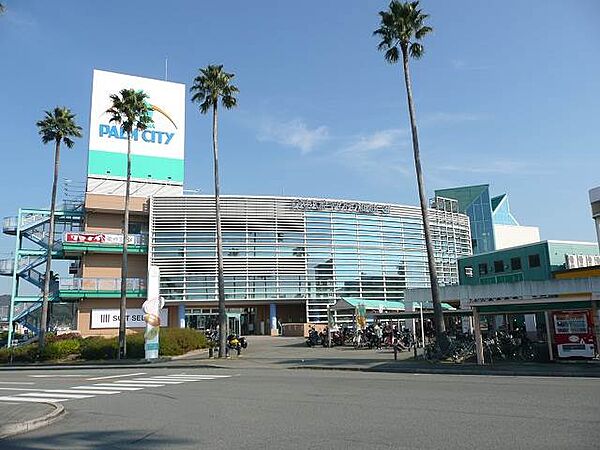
0,338,598,449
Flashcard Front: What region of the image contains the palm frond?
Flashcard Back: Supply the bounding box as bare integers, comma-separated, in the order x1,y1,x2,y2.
190,64,239,115
374,0,432,62
36,106,83,148
106,89,153,134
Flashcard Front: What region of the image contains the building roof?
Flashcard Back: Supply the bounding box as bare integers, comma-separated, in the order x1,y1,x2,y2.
458,239,599,260
434,184,489,214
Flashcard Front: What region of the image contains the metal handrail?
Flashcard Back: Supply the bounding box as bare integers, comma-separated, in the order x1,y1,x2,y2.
59,277,147,292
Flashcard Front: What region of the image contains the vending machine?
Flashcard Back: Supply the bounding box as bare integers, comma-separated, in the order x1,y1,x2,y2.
552,311,595,358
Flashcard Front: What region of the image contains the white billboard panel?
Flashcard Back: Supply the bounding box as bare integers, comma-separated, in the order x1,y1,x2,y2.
87,69,185,184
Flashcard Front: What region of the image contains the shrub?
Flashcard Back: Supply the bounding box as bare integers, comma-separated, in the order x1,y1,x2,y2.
159,328,207,356
126,333,145,359
0,344,38,363
46,332,82,343
80,336,118,360
41,338,81,360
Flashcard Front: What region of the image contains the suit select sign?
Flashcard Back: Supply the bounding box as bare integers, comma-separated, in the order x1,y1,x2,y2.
91,308,168,329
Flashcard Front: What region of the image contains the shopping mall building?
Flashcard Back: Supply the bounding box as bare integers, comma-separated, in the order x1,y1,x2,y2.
2,70,472,342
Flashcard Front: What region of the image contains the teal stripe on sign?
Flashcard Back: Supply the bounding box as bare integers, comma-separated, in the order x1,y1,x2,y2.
88,150,184,182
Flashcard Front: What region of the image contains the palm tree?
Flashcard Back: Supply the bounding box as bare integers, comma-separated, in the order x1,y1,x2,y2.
0,4,5,14
36,107,82,353
106,89,153,359
374,1,449,350
190,65,238,357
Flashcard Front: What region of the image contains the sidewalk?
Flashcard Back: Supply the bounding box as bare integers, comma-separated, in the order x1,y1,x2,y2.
0,402,64,439
2,336,600,378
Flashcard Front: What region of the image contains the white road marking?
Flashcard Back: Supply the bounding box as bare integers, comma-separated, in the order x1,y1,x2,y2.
0,396,70,403
19,392,94,400
0,381,35,385
130,378,184,384
87,372,147,381
0,387,35,392
84,384,143,391
171,374,231,378
29,374,83,378
111,381,165,387
42,389,120,395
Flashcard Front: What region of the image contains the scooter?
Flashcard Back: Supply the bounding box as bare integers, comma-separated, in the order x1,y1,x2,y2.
306,328,321,347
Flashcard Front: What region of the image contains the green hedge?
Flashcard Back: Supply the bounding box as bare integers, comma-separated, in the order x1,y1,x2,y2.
41,338,81,360
0,344,39,364
0,328,208,363
159,328,208,356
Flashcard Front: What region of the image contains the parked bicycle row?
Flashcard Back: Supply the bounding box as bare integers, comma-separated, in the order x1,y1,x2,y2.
306,323,416,351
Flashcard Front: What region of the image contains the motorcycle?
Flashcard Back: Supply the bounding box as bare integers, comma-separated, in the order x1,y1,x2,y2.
306,327,321,347
227,334,248,354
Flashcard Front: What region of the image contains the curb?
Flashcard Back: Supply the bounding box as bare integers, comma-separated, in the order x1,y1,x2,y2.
0,362,225,371
289,365,600,378
0,402,65,440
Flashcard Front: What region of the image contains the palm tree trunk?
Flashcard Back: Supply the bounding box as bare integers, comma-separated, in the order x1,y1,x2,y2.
39,138,61,353
212,103,227,358
401,47,448,350
118,132,132,359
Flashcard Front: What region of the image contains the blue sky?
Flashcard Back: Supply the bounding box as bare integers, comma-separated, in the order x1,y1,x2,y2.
0,0,599,273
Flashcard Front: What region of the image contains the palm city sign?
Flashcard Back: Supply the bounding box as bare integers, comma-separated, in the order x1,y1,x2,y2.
291,199,390,215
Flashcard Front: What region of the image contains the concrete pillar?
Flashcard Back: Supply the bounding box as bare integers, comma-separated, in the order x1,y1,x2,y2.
178,304,185,329
545,311,554,361
473,308,485,365
269,303,278,336
524,314,537,339
590,301,600,358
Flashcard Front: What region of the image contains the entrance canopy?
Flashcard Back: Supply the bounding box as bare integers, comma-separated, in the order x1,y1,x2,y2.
331,297,406,312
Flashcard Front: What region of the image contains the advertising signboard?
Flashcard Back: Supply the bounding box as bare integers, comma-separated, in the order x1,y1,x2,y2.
87,69,185,185
64,232,144,246
90,308,168,329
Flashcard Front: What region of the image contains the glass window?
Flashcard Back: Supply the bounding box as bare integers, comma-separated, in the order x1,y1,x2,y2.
510,257,522,271
478,263,488,275
528,254,541,268
494,260,504,273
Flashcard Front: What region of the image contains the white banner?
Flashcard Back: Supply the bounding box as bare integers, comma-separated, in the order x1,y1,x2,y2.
91,308,168,329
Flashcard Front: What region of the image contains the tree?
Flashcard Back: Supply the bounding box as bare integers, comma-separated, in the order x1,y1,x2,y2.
190,65,238,357
374,1,449,350
36,107,82,353
106,89,153,359
0,4,5,15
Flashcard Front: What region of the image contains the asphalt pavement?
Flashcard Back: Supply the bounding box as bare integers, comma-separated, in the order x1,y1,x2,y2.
0,337,598,449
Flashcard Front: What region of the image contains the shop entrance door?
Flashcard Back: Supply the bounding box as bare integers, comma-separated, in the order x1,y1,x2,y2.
227,313,241,336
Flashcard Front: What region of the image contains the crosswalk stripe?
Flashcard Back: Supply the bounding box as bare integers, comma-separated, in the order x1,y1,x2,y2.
87,372,146,381
84,384,143,391
147,378,203,382
0,396,71,403
42,389,119,395
19,392,94,400
170,374,231,378
130,379,184,384
111,381,165,387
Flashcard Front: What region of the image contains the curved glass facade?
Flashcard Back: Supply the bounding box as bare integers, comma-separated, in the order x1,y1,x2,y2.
150,195,472,323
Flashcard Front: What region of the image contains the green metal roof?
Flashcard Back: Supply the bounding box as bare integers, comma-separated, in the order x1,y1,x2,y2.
339,298,406,310
435,184,489,214
336,297,455,311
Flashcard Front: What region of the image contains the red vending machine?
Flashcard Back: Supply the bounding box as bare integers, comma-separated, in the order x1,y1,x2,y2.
552,311,595,358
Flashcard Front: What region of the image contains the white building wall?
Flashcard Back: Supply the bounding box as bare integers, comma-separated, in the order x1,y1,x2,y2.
493,224,540,250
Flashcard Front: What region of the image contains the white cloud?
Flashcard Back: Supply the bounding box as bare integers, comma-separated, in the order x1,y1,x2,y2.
257,119,329,154
335,128,412,180
340,129,407,155
437,160,553,176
